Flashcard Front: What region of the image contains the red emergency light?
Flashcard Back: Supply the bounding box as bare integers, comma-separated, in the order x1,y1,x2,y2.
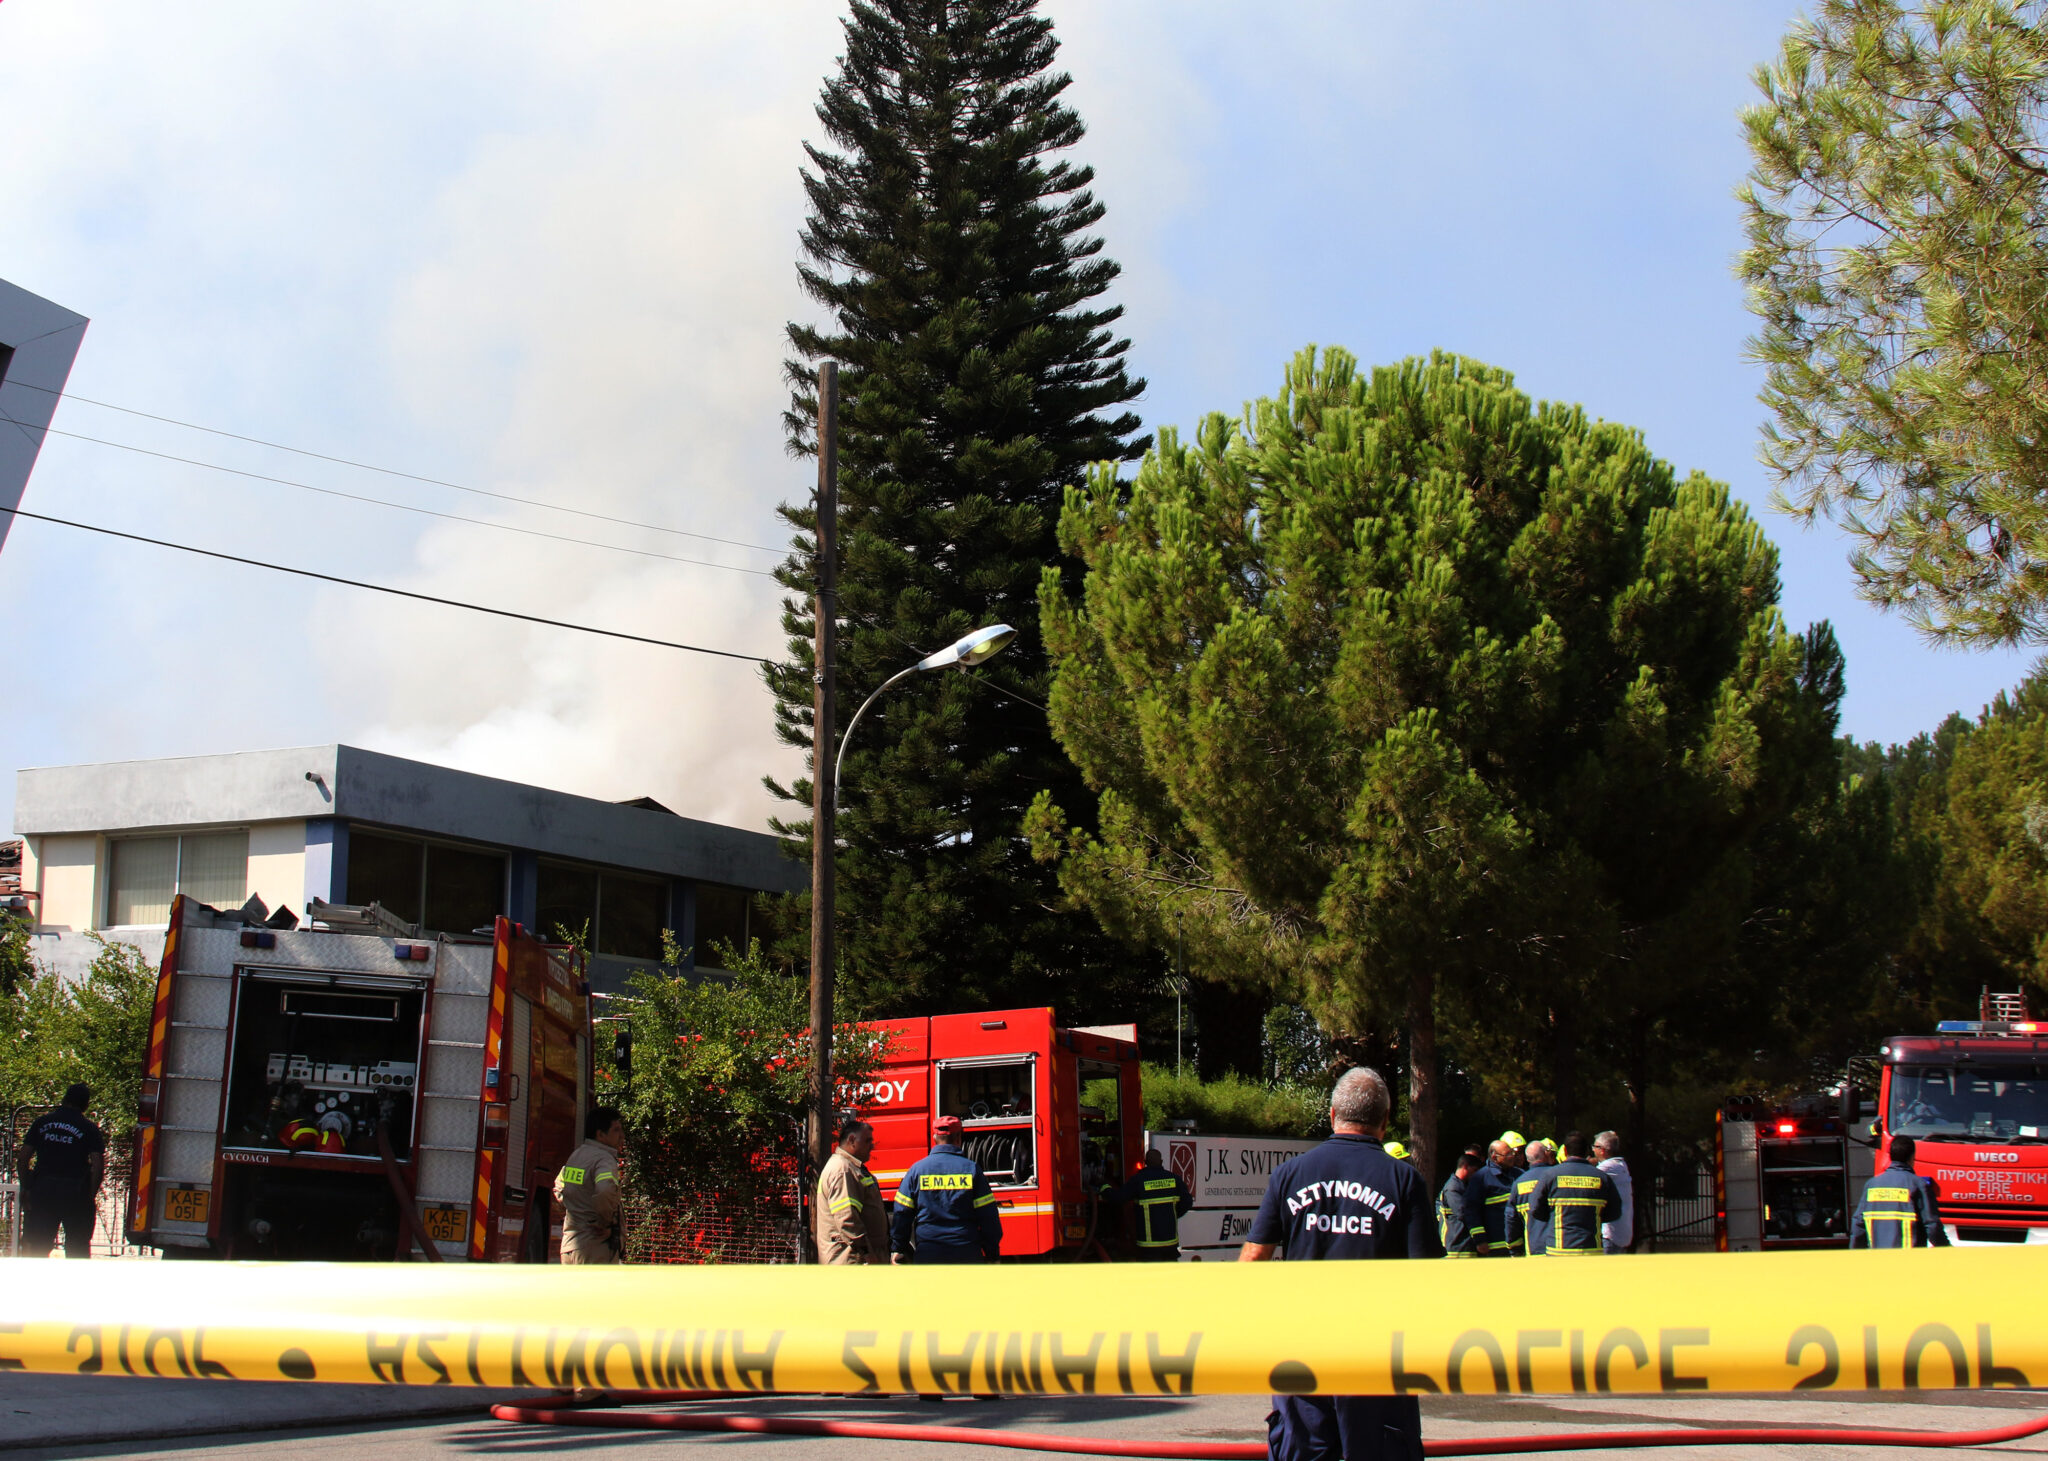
1776,1121,1796,1134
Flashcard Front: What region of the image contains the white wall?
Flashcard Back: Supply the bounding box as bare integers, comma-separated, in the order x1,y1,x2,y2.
32,832,99,931
246,819,305,919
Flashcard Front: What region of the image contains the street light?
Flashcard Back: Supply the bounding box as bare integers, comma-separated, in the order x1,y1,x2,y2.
832,624,1018,802
805,615,1017,1252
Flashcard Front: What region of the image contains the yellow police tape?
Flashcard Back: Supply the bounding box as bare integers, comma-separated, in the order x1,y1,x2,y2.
1,1248,2042,1397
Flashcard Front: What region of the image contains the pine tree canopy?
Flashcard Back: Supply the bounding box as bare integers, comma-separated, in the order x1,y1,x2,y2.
1742,0,2048,646
1029,347,1847,1178
767,0,1148,1018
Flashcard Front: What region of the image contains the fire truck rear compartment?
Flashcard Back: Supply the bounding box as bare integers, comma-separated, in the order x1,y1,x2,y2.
939,1058,1037,1188
222,971,427,1159
220,1163,404,1260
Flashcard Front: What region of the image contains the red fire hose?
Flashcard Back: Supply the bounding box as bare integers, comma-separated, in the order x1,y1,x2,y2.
491,1393,2048,1456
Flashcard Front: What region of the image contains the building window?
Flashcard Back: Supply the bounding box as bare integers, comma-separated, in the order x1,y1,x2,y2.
599,873,666,962
346,830,504,935
107,830,248,925
347,831,423,924
536,862,597,945
695,884,751,970
537,860,669,962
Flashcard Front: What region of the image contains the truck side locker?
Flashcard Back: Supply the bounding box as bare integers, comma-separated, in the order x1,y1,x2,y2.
131,895,227,1250
1717,1113,1760,1252
410,939,491,1259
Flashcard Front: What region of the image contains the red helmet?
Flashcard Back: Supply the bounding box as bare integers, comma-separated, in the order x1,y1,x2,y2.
932,1114,964,1142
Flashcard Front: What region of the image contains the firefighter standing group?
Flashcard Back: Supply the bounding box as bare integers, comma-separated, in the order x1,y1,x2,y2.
1436,1128,1630,1257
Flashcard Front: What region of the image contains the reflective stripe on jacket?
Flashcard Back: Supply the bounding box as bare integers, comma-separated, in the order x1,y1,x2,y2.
554,1139,622,1247
1469,1162,1515,1250
1104,1168,1193,1248
1850,1165,1948,1249
890,1144,1002,1260
1506,1168,1552,1256
1527,1159,1620,1256
817,1148,890,1265
1438,1173,1479,1254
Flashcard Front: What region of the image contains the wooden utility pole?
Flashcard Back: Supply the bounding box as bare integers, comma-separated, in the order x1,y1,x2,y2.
807,362,839,1188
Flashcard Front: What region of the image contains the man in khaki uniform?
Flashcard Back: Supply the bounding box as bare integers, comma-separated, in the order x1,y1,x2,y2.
554,1106,625,1264
816,1118,889,1264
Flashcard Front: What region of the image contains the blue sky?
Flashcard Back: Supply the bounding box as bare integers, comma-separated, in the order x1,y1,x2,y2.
0,2,2029,836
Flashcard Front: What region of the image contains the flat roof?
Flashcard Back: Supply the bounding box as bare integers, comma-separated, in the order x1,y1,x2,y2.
15,745,803,893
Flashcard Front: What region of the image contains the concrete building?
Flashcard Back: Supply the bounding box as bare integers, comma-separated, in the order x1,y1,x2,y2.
0,276,90,557
13,745,804,991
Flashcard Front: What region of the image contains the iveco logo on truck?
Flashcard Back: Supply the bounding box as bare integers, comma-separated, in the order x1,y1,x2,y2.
1978,1151,2022,1163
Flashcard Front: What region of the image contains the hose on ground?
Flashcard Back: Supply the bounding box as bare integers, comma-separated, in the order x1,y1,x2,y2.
491,1395,2048,1457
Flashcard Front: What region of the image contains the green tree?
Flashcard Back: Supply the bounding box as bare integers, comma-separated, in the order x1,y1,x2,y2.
1742,0,2048,645
1031,348,1844,1179
606,935,886,1222
0,936,157,1137
1847,666,2048,1011
766,0,1150,1021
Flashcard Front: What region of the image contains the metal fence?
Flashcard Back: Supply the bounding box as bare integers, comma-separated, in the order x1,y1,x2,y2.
1647,1159,1715,1250
622,1188,803,1265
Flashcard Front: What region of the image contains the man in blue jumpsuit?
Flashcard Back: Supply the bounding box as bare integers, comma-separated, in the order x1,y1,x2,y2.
1850,1135,1949,1248
1467,1139,1516,1256
1102,1148,1195,1260
1527,1131,1621,1256
1438,1147,1484,1256
1505,1139,1555,1257
1242,1067,1440,1461
891,1114,1003,1264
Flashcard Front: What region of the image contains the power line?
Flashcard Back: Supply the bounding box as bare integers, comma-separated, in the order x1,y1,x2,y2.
2,377,787,555
0,504,770,663
0,413,780,578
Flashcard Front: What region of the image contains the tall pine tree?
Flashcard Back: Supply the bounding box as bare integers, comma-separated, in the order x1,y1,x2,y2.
767,0,1150,1020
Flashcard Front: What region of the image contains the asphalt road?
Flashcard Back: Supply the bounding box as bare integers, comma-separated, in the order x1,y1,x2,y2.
8,1387,2048,1460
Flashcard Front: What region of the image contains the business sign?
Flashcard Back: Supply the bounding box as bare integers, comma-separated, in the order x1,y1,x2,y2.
1147,1132,1320,1211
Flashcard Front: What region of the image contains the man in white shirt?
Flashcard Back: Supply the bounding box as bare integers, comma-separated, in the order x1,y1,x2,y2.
1593,1130,1633,1254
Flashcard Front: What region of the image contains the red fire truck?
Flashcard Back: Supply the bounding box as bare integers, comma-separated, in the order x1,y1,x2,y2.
1872,990,2048,1246
129,895,592,1262
1715,1092,1875,1251
841,1008,1143,1257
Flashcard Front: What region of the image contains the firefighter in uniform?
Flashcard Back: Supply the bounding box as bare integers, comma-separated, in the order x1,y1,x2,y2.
1438,1147,1483,1256
1243,1067,1440,1461
816,1118,890,1265
1102,1148,1194,1260
1850,1135,1949,1248
1505,1139,1555,1257
1468,1138,1516,1255
1527,1131,1621,1256
891,1114,1002,1264
554,1105,625,1265
19,1084,106,1259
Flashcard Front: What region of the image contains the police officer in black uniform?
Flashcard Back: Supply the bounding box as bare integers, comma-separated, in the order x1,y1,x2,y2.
20,1084,106,1259
1850,1135,1949,1248
1102,1148,1194,1260
1242,1067,1440,1461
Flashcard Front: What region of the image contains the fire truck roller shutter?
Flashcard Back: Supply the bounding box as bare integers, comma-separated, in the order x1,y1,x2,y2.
964,1129,1035,1187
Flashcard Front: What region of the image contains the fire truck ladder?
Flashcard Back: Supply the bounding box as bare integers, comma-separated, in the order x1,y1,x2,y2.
1981,988,2031,1025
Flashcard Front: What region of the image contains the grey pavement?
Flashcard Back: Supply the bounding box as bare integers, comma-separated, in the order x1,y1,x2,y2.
4,1382,2048,1460
0,1373,524,1452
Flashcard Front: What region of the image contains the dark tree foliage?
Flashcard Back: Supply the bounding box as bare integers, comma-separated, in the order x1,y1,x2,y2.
765,0,1152,1020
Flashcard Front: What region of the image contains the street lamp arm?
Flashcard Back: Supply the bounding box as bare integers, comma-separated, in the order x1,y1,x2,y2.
832,663,922,811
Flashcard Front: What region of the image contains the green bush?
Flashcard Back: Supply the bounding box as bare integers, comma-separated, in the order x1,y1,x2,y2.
0,933,157,1137
1087,1063,1331,1140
